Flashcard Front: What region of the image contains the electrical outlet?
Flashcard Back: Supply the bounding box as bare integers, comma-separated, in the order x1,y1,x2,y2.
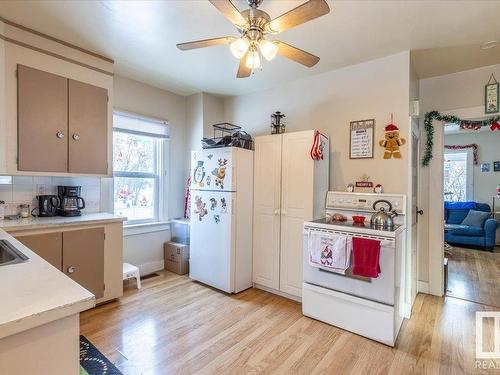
36,184,46,195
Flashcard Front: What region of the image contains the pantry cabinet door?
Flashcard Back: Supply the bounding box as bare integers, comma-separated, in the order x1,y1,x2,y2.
68,79,108,174
280,131,315,297
253,135,282,290
63,227,104,299
16,232,63,270
17,65,68,173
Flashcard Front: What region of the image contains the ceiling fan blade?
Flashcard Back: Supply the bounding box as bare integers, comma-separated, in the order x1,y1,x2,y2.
209,0,248,28
176,36,235,51
276,41,319,67
237,52,251,78
266,0,330,34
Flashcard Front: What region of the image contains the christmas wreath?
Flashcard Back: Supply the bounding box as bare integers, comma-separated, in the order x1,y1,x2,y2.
422,111,500,166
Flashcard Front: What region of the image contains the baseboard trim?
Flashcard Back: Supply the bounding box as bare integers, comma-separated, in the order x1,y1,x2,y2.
253,283,302,303
418,281,430,294
137,260,164,276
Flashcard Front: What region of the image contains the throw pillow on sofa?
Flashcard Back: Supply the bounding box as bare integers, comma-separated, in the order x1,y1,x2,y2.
461,210,491,228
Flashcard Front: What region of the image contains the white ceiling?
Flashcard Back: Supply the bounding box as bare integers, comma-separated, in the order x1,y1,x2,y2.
1,0,500,96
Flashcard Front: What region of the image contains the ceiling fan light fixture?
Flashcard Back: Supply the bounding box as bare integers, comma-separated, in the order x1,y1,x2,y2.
230,37,250,59
259,39,278,61
245,47,261,69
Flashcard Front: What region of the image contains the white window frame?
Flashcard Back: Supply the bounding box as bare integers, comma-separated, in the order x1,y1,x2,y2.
443,149,474,202
112,111,169,226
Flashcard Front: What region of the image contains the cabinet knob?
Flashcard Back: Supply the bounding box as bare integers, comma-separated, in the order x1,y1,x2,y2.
274,209,280,215
72,133,81,141
56,131,65,139
67,266,76,274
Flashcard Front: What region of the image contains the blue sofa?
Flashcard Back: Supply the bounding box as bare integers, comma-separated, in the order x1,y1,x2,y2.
444,202,499,251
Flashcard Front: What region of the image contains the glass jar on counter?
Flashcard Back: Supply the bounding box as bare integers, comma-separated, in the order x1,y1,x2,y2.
19,204,30,218
0,200,5,220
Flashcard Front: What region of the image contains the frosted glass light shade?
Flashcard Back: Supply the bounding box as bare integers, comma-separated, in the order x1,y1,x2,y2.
230,38,250,59
259,39,278,61
245,48,261,69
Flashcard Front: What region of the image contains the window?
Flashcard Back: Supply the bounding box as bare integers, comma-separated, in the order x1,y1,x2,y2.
443,151,473,202
113,112,168,224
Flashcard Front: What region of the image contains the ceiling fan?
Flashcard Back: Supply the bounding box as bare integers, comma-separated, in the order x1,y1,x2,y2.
176,0,330,78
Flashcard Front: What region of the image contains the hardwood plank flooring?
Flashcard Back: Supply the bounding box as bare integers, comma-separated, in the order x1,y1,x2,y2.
80,271,498,375
446,246,500,307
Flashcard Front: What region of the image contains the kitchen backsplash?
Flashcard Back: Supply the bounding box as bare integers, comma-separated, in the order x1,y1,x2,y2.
0,176,102,216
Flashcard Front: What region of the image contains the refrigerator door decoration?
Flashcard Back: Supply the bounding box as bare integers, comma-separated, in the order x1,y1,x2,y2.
193,195,208,221
211,158,228,189
214,214,220,224
206,175,211,187
210,198,217,210
193,160,206,188
220,198,227,213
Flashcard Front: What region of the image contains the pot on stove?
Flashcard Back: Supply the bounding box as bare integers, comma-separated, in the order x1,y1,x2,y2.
370,199,398,228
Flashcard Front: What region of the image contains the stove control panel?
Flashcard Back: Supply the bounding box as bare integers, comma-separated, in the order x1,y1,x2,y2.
326,191,406,214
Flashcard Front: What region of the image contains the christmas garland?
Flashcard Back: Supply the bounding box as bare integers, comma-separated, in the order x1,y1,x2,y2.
422,111,500,166
444,144,478,165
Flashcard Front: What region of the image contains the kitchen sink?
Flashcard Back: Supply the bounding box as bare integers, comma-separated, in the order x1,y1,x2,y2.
0,239,29,266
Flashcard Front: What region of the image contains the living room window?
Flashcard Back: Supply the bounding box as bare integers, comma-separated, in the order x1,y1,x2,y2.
112,111,169,224
443,150,473,202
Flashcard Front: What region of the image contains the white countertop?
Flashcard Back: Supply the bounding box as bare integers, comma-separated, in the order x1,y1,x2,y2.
0,229,96,339
0,212,126,232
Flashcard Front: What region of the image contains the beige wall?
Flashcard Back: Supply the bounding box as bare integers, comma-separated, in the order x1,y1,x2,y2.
418,62,500,284
444,131,500,205
224,52,411,194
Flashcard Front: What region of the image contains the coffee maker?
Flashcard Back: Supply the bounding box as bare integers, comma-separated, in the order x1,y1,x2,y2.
36,195,60,217
57,186,85,217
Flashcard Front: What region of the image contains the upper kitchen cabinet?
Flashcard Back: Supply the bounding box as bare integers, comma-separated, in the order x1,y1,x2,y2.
68,80,108,174
17,65,68,173
16,65,109,175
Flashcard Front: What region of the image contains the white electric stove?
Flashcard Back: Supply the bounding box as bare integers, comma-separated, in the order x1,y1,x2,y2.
302,191,407,346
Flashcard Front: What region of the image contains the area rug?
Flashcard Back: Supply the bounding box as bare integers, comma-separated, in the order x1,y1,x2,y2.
80,335,123,375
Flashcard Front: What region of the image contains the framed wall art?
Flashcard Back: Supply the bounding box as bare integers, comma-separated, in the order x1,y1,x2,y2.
350,119,375,159
485,74,499,114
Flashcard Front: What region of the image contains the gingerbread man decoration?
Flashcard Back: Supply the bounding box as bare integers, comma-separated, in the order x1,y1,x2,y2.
379,116,406,159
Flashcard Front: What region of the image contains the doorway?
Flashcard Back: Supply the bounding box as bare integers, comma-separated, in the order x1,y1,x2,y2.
442,118,500,307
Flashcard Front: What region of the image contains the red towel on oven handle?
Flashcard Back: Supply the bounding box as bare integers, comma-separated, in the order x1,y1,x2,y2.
352,237,381,278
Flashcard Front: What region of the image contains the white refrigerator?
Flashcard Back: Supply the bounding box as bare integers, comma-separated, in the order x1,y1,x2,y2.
189,147,254,293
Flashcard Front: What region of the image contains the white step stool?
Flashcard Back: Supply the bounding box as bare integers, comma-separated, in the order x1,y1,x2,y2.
123,263,141,289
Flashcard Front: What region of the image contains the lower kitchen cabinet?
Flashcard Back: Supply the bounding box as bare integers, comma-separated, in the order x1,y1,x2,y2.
16,232,62,270
15,227,105,299
63,228,105,299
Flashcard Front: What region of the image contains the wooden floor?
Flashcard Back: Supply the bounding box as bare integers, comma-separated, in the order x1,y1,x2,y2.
81,271,498,375
446,246,500,307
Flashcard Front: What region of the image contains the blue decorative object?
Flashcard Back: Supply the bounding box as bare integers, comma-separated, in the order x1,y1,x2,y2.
461,210,492,228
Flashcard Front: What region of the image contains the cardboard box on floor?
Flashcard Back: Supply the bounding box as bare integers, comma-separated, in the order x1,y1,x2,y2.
164,242,189,275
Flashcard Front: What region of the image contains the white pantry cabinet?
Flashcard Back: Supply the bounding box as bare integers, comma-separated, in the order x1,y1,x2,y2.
253,130,329,298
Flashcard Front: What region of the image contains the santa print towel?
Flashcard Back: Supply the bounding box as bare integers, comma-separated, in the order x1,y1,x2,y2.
352,237,381,278
308,232,351,274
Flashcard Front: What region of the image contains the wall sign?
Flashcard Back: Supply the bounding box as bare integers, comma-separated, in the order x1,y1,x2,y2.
350,119,375,159
485,74,499,114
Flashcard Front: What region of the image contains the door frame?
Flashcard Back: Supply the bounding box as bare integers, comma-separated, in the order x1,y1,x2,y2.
426,106,485,296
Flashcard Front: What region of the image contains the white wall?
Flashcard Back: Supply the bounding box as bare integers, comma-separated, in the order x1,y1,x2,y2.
444,131,500,205
224,52,411,194
113,75,188,275
418,63,500,284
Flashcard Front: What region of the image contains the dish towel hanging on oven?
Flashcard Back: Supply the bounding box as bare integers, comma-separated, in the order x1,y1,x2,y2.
352,237,381,278
308,231,351,274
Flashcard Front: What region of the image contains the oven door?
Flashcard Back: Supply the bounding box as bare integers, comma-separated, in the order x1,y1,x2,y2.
303,228,397,305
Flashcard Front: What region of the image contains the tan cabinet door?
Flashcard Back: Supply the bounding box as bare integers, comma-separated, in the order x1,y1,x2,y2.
16,232,63,270
68,80,108,174
17,65,68,172
63,227,105,299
